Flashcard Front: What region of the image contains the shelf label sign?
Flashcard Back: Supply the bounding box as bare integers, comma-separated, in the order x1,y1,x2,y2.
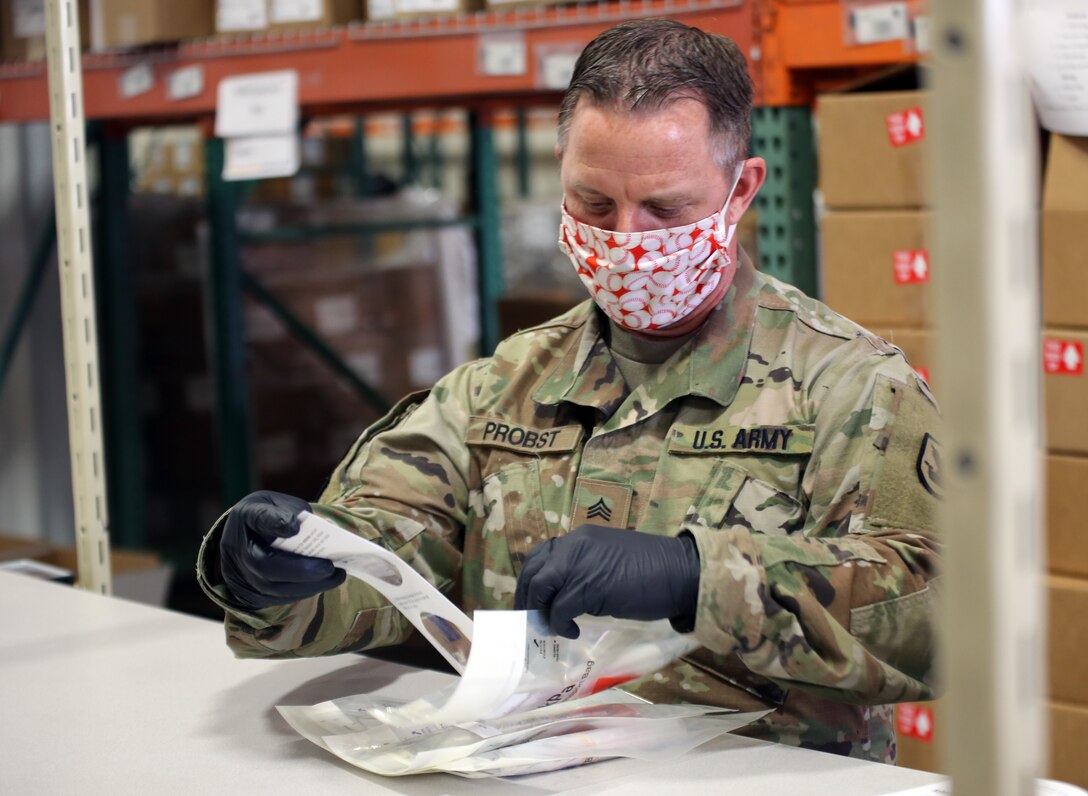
215,70,299,138
167,66,204,102
896,703,934,742
849,1,910,46
119,63,155,99
886,106,925,147
479,33,527,78
893,249,930,284
537,45,582,91
223,134,300,181
1043,338,1084,375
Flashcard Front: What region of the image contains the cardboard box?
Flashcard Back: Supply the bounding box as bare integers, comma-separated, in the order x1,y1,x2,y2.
1044,328,1088,455
216,0,359,34
1051,701,1088,789
0,533,173,606
894,699,943,773
390,0,480,20
1047,455,1088,580
1049,575,1088,706
817,76,929,208
1042,135,1088,330
1,0,88,61
91,0,214,51
821,210,931,328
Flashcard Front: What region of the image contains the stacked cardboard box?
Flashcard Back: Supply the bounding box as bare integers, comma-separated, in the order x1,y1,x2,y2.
215,0,360,35
818,71,934,382
91,0,215,51
0,0,88,60
819,74,1088,784
1040,133,1088,791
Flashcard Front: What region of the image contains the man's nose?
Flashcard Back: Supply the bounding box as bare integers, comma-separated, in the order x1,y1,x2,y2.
612,206,644,233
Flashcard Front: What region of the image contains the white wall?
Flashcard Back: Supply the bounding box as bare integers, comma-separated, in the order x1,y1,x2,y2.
0,123,74,545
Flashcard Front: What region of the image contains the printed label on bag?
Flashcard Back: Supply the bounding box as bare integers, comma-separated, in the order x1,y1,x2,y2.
886,106,925,146
1043,338,1084,375
893,249,930,284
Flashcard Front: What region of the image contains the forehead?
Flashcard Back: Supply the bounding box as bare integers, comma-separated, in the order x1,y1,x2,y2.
562,99,720,186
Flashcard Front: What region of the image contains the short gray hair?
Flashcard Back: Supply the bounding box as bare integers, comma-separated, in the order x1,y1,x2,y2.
557,19,753,170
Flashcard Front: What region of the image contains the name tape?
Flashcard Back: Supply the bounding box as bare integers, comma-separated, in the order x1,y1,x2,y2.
669,424,815,455
466,417,583,454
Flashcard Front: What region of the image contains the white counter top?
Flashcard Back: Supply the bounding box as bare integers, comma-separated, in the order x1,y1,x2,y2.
0,570,947,794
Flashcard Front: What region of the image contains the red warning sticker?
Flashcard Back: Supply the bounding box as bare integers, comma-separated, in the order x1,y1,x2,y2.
893,249,930,284
896,703,935,742
1043,338,1084,375
886,106,926,147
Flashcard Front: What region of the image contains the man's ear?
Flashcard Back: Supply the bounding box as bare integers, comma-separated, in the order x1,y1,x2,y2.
727,157,767,226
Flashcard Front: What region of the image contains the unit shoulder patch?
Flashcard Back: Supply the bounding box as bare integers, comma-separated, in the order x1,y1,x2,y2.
916,432,944,499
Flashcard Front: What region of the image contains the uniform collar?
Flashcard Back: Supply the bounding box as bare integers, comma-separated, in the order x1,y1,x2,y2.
533,251,761,423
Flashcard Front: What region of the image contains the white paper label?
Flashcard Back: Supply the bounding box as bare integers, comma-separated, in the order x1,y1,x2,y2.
314,295,359,336
367,0,395,20
172,140,195,172
13,0,46,38
119,63,155,99
851,2,909,45
272,0,323,23
223,134,300,181
217,0,269,32
409,347,445,386
538,51,579,91
167,66,204,101
346,351,382,387
479,34,527,77
396,0,460,13
1026,2,1088,135
216,70,299,137
912,14,930,54
276,513,475,674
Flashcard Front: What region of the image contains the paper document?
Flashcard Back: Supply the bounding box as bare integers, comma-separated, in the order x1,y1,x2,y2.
274,512,474,673
1025,1,1088,135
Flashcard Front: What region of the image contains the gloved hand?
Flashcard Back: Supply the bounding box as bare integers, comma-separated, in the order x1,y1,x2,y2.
219,490,345,611
513,524,701,638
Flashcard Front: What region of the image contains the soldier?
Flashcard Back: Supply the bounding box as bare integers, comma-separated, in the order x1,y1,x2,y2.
198,18,942,764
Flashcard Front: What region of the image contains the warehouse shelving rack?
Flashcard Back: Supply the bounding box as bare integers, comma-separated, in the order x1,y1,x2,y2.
0,0,920,557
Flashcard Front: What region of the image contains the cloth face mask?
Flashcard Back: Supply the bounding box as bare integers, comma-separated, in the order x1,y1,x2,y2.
558,172,742,331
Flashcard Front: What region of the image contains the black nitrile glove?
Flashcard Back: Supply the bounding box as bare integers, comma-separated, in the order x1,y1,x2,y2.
219,490,345,611
513,524,701,639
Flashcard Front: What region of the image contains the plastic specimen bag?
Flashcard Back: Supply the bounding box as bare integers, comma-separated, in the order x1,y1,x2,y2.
279,689,769,778
274,513,770,778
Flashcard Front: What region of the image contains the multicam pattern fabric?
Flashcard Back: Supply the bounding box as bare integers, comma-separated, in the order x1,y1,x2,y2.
198,252,942,765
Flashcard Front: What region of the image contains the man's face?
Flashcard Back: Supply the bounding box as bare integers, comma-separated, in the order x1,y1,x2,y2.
559,98,732,233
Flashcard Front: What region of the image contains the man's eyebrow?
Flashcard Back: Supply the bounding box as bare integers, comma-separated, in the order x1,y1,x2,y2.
569,184,693,205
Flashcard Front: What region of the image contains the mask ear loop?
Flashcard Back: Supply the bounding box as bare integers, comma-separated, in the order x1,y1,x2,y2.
722,160,746,249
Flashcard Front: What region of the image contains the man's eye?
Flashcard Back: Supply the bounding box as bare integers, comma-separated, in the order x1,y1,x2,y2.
650,206,682,219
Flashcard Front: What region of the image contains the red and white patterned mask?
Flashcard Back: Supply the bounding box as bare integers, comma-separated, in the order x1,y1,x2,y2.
558,179,741,331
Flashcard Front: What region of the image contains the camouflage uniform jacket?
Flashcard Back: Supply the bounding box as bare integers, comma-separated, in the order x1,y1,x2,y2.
198,254,942,764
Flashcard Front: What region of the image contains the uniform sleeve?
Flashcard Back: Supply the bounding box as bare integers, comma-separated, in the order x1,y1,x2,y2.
195,362,482,660
686,350,943,704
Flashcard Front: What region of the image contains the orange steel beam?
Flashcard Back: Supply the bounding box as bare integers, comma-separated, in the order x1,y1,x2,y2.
0,0,760,124
760,0,920,106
